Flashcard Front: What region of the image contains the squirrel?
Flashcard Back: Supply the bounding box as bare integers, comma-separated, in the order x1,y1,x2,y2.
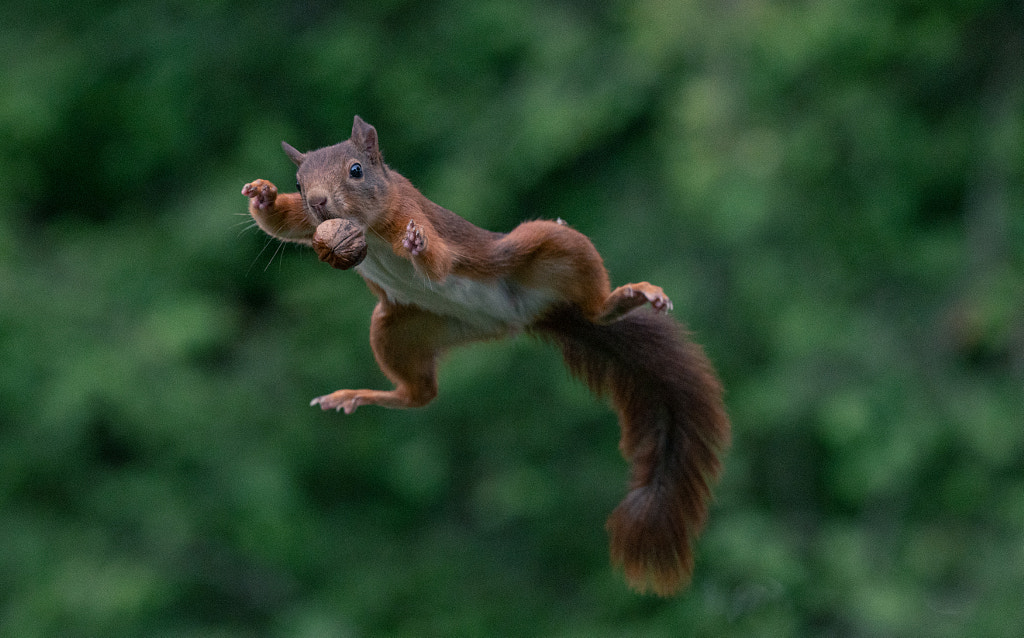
242,115,730,596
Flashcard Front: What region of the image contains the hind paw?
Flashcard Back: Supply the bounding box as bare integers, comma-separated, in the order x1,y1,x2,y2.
596,283,673,324
625,285,673,313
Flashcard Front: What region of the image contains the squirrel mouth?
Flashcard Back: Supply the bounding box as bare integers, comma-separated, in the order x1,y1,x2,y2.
308,207,367,234
307,205,329,224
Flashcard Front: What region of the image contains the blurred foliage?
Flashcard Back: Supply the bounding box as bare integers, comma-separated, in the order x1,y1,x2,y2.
2,0,1023,635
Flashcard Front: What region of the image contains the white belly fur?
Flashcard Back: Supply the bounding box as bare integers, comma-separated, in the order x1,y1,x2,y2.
354,232,556,332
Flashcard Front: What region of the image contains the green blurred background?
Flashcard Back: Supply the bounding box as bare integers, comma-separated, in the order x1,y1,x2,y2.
2,0,1022,635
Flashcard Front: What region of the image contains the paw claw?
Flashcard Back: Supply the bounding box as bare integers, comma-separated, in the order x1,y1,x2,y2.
629,284,673,314
650,293,673,313
402,219,426,256
311,392,362,414
243,179,278,209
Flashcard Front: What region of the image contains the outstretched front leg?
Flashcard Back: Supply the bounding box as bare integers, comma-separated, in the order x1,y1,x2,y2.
242,179,315,244
311,300,486,414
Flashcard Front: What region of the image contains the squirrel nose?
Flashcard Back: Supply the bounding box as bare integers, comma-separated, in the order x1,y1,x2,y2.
307,193,327,210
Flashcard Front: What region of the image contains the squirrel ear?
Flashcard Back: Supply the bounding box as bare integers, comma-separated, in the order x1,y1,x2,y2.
281,141,305,167
351,115,381,162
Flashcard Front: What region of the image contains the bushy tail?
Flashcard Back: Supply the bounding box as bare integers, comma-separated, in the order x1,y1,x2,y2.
530,305,730,596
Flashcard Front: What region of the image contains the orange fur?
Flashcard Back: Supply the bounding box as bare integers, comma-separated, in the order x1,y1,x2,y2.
242,180,313,244
242,115,730,595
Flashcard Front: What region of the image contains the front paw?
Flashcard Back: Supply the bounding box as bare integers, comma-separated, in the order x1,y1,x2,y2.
242,179,278,209
402,220,426,256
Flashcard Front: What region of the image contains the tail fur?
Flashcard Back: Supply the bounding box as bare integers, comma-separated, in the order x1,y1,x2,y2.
530,305,730,596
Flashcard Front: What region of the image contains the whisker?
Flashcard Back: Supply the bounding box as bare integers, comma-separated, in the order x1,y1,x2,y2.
265,239,289,272
247,235,280,276
234,220,261,236
367,225,388,244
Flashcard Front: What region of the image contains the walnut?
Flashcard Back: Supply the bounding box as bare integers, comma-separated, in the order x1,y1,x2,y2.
312,218,367,270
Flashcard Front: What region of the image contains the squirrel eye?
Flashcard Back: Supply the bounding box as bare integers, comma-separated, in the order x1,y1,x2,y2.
349,163,363,179
296,182,302,193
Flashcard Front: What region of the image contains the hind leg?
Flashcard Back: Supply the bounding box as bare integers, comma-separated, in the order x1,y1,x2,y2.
311,300,488,413
502,221,673,325
312,302,443,413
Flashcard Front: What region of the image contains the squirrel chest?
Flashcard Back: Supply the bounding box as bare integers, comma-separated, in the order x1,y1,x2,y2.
355,231,555,332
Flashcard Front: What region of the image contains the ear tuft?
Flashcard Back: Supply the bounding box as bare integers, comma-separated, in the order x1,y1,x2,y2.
281,141,305,167
351,115,381,161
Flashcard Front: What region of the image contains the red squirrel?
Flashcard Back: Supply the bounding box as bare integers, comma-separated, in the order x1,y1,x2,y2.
242,115,730,596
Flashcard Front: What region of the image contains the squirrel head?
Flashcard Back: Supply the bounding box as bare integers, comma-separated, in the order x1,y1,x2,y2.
282,115,391,228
